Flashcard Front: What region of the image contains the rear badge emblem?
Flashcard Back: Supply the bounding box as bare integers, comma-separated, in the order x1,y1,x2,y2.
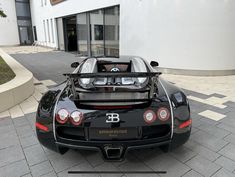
106,113,120,123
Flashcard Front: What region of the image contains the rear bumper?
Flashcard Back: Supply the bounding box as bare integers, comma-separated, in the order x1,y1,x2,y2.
37,127,190,161
56,139,171,161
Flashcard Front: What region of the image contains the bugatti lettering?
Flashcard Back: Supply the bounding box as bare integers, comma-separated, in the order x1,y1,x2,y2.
99,129,127,134
106,113,120,123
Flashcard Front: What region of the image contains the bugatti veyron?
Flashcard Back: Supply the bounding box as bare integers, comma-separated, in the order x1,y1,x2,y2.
36,56,191,161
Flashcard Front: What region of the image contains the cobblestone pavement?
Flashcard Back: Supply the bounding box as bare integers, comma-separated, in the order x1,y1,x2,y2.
0,47,235,177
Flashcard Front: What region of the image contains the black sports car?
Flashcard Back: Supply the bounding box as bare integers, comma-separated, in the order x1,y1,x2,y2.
36,56,191,161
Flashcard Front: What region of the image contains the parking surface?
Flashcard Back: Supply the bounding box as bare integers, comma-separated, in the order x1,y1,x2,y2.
0,47,235,177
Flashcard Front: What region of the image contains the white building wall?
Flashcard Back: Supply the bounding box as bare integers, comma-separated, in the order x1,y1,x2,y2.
30,0,235,71
120,0,235,71
0,0,19,46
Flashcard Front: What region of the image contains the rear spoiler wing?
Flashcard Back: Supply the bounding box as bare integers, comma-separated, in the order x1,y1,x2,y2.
63,72,161,103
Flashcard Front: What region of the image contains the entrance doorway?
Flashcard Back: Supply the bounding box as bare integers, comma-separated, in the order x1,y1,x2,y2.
19,26,33,45
64,16,77,51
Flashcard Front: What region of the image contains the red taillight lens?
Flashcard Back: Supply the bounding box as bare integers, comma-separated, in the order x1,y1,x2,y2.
179,119,192,129
143,110,156,124
35,122,49,132
56,108,69,124
70,111,83,126
157,107,170,121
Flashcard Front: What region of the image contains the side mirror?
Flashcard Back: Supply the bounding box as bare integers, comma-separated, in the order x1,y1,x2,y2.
150,61,159,67
71,62,80,68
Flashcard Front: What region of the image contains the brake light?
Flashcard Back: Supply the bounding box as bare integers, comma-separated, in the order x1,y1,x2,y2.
56,108,69,124
157,107,170,121
70,110,83,126
179,119,192,129
35,122,49,132
143,110,156,124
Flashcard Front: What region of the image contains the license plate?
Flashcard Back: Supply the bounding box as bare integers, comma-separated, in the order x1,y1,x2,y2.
89,128,138,140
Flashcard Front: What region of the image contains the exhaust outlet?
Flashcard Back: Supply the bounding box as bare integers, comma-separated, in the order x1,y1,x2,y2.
104,145,124,159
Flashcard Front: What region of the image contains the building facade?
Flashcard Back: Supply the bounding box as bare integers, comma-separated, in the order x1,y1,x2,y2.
0,0,235,75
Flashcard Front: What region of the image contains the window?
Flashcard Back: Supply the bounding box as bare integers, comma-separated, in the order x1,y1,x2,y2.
77,13,88,55
51,19,54,43
104,6,119,56
68,6,119,56
90,9,104,56
94,25,103,40
15,2,31,17
105,25,115,40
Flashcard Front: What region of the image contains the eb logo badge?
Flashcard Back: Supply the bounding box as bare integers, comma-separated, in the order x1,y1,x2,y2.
106,113,120,123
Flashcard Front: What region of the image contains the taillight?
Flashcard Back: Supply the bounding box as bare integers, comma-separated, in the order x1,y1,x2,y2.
157,107,170,121
179,119,192,129
70,110,83,126
143,110,156,124
56,108,69,124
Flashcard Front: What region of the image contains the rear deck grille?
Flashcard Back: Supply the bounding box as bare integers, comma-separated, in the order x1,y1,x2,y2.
56,127,85,140
142,125,171,139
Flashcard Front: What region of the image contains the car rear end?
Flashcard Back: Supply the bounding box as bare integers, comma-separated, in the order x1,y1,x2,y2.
54,91,172,160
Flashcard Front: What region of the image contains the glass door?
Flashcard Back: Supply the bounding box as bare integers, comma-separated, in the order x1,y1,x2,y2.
19,26,32,45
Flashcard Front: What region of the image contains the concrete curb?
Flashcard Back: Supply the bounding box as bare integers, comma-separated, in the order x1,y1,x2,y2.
0,48,34,112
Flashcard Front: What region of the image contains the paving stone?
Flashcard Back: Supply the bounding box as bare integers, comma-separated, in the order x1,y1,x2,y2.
224,134,235,145
20,134,39,148
217,123,235,134
0,145,25,167
24,144,48,166
48,150,85,173
42,146,58,156
218,144,235,161
0,160,29,177
112,152,140,168
95,162,122,177
118,161,158,177
83,150,105,167
198,110,225,121
0,117,13,127
220,113,235,127
131,148,163,162
0,124,15,135
21,174,33,177
186,155,221,177
191,127,200,134
210,93,226,99
182,170,203,177
214,156,235,173
41,171,57,177
184,140,220,162
224,101,235,108
9,105,24,118
211,168,235,177
170,146,197,163
16,124,35,138
30,161,54,177
13,116,30,127
144,153,190,177
0,110,10,119
197,124,230,139
57,161,99,177
0,131,20,149
191,130,229,152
